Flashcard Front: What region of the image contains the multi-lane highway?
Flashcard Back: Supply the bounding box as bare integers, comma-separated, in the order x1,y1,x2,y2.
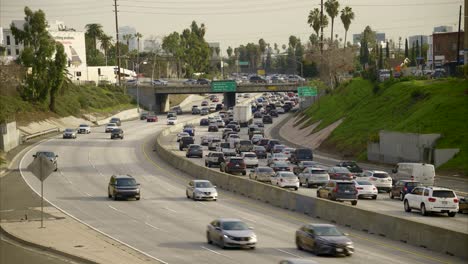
17,97,466,264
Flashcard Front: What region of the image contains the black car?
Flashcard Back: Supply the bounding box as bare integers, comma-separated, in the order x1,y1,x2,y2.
336,161,363,174
208,124,219,132
33,151,58,171
389,180,423,201
249,75,267,83
171,106,183,115
186,144,203,158
108,174,140,201
110,128,124,139
253,111,263,118
179,136,195,150
262,115,273,124
200,118,210,126
197,78,211,85
269,110,278,117
253,146,267,159
192,107,201,115
296,224,354,256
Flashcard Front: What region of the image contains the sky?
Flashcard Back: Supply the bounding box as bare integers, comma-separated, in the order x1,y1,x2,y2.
0,0,464,52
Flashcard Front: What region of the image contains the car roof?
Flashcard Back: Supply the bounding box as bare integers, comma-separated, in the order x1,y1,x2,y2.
367,170,387,174
308,223,336,228
112,174,134,179
218,218,243,222
193,179,211,183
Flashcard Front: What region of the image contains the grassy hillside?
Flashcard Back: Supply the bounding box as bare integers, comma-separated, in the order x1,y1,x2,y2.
302,77,468,175
0,84,135,125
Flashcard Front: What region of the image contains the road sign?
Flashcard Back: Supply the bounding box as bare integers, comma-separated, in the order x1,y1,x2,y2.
27,154,56,228
297,86,317,97
257,69,265,75
238,61,249,66
267,86,277,91
28,155,55,181
211,80,237,92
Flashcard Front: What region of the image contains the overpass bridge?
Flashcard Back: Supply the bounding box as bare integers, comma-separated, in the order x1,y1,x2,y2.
127,83,302,113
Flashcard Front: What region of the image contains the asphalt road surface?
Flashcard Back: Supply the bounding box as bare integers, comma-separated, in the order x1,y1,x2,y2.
16,97,466,264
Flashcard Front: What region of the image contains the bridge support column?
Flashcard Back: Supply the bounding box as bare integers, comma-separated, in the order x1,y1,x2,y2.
155,94,170,114
223,92,236,109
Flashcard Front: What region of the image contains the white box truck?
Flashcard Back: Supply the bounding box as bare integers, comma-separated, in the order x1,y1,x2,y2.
234,105,252,127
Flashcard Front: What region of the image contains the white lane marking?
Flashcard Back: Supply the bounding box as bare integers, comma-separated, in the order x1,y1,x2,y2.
241,216,257,223
0,209,14,213
201,246,233,259
196,201,208,206
164,207,177,213
145,222,163,231
276,248,303,258
83,192,91,197
108,205,120,212
59,170,73,184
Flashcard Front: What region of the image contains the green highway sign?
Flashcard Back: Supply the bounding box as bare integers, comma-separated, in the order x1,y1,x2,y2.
297,86,317,97
211,80,237,92
238,61,249,66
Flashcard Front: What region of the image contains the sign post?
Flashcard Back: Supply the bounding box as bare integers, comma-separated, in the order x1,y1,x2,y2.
297,86,318,110
211,80,237,92
27,155,55,228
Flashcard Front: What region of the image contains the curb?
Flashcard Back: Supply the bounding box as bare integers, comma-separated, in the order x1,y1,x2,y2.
0,225,98,264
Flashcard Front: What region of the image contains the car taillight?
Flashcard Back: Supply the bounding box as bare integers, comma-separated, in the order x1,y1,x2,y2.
370,177,377,181
404,187,408,192
356,187,363,190
333,186,338,192
428,198,436,202
454,198,459,203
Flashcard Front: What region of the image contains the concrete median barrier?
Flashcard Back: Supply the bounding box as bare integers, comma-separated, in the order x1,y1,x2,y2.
154,112,468,260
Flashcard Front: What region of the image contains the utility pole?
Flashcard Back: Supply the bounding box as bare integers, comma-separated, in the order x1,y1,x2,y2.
456,5,461,66
114,0,121,87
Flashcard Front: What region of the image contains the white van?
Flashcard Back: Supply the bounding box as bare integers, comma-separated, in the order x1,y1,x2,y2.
391,163,435,186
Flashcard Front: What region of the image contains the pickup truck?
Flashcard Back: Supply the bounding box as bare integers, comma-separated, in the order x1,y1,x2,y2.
204,152,225,167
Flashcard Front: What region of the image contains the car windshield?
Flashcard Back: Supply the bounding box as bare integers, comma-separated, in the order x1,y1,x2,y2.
116,178,137,186
244,153,256,158
36,152,55,158
334,167,350,173
113,129,122,132
337,183,355,191
273,153,287,158
302,161,315,166
279,172,295,177
79,124,88,127
108,123,116,126
372,173,389,178
274,162,289,167
311,169,327,174
230,159,243,164
65,129,74,132
432,190,456,198
258,167,274,173
314,226,344,236
221,221,249,230
356,181,372,185
406,182,422,187
195,182,213,188
240,141,252,145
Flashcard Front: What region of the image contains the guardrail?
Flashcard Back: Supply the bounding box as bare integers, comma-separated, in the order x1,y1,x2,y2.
154,116,468,260
22,127,60,142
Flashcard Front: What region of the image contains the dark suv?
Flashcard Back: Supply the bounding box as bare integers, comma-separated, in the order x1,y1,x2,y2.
110,117,121,126
179,136,195,150
290,148,313,164
110,128,124,139
108,175,140,200
390,180,423,201
186,144,203,158
317,180,358,205
220,157,247,175
262,115,273,124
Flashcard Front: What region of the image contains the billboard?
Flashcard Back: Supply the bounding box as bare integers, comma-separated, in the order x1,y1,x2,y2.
50,31,88,81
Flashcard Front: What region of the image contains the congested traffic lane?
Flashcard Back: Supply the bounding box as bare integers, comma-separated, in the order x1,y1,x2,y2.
16,100,465,264
162,114,468,235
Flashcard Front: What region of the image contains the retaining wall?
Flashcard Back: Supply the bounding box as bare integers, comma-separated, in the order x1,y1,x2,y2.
155,118,468,260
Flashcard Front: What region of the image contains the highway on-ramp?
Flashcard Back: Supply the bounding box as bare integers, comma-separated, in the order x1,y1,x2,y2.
17,103,466,264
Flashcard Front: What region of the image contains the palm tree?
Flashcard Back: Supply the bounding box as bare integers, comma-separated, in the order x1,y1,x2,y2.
325,0,340,42
99,34,113,66
85,24,103,51
308,8,329,37
340,6,355,49
134,32,143,51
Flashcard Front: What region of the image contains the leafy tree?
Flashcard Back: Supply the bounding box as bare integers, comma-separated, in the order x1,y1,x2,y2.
386,41,390,59
11,7,67,110
378,45,383,69
340,6,355,49
99,34,113,66
85,23,103,52
258,39,267,54
226,46,233,57
49,43,67,111
325,0,340,42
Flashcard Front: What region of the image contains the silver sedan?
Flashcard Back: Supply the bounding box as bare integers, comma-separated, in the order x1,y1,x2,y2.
206,218,257,249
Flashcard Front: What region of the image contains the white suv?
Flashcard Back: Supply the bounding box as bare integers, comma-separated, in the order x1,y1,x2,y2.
241,152,259,168
361,170,392,192
404,187,459,217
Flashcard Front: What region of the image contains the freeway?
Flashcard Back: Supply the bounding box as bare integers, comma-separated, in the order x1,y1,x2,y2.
161,111,468,235
16,98,466,264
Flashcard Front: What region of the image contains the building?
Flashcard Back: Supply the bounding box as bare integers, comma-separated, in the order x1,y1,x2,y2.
143,38,161,52
434,25,453,33
118,26,137,51
408,35,428,47
2,20,25,59
428,31,465,70
51,31,88,81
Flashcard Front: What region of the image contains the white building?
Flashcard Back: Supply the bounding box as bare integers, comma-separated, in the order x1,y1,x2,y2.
51,31,88,81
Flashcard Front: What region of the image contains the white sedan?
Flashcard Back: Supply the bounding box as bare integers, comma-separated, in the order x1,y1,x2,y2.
353,180,378,199
167,117,177,125
105,123,118,133
271,171,299,190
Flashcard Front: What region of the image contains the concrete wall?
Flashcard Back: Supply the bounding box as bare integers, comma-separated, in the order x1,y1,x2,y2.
0,122,20,152
434,149,460,167
155,122,468,259
368,130,441,164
